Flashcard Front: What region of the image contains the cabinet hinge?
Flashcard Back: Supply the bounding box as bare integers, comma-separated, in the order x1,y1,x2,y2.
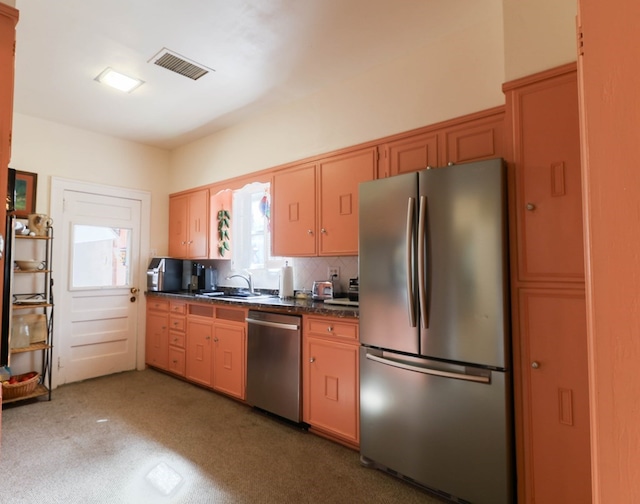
577,27,584,57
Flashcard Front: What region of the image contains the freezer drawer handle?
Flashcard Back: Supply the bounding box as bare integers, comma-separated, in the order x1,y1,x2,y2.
406,197,416,327
365,353,491,384
246,318,299,331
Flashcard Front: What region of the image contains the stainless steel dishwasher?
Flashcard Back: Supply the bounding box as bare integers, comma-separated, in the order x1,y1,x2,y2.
246,310,302,423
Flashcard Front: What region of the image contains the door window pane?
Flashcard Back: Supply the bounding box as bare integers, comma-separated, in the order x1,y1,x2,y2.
71,225,131,288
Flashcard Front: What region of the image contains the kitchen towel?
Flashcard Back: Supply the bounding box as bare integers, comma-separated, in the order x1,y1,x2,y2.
280,262,294,298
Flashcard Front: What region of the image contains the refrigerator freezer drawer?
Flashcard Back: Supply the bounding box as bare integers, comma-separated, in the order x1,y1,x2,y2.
360,347,514,504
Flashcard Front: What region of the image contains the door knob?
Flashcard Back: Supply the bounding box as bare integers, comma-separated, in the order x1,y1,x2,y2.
130,287,139,294
531,361,540,369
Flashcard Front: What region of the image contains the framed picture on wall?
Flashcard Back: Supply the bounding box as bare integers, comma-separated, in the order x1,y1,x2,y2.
14,170,37,217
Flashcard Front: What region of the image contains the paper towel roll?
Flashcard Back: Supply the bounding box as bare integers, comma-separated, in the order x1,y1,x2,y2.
280,263,294,299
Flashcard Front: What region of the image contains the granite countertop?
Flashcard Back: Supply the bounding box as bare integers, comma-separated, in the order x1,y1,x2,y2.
146,291,359,319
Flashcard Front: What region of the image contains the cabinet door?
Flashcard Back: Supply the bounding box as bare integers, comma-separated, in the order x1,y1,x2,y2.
518,288,591,504
439,111,505,166
318,147,376,256
272,164,317,256
209,189,232,259
186,318,213,387
383,130,439,177
508,72,584,282
168,194,188,258
187,189,209,259
303,336,359,445
145,311,168,369
168,346,185,376
212,322,246,399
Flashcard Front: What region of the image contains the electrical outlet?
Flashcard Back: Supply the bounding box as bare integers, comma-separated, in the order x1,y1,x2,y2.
328,266,340,279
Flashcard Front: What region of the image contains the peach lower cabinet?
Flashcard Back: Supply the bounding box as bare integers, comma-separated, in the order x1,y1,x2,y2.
146,299,247,401
145,297,360,447
302,315,360,448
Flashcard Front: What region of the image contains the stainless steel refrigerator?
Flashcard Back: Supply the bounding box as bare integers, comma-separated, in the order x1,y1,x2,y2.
358,158,514,504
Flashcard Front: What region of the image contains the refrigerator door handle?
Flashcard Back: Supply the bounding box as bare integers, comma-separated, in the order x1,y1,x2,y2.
417,195,428,328
406,197,416,327
365,352,491,384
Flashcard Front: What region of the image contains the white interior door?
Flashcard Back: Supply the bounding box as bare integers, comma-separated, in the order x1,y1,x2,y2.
51,179,150,386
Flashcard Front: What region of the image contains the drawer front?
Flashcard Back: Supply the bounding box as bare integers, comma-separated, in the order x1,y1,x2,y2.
148,298,169,312
170,301,187,315
306,316,359,341
169,332,185,348
169,315,186,332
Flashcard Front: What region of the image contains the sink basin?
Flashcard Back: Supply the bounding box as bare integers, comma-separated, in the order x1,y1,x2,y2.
217,293,276,301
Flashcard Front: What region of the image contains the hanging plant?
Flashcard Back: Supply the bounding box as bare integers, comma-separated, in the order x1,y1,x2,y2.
217,209,231,257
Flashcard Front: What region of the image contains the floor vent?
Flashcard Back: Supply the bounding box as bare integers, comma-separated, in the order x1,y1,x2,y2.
148,48,213,81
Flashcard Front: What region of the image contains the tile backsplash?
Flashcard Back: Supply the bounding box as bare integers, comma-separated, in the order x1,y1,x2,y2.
201,256,359,296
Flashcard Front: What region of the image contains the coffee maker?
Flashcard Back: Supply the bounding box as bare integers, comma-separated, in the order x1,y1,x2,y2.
191,263,217,293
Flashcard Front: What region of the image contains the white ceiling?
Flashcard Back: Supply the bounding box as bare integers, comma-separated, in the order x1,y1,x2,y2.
13,0,497,150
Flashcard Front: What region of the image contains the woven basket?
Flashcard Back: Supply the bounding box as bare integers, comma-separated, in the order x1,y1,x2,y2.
2,372,40,399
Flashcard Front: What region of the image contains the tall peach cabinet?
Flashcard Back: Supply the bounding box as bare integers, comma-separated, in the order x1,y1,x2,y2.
0,3,18,445
503,63,591,504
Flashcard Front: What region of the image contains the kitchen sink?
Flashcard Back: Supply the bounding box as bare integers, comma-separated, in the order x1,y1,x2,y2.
195,291,276,301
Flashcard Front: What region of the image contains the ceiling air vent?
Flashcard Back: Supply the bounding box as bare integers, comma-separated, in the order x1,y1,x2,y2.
148,48,213,81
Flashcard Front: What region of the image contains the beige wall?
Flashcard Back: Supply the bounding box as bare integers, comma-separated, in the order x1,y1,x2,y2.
8,0,578,254
170,9,506,191
11,114,171,256
503,0,578,81
170,0,578,192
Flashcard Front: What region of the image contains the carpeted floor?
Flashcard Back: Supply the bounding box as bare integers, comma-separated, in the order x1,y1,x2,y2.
0,369,444,503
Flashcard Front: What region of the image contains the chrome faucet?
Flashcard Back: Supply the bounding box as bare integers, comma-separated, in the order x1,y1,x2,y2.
227,272,254,294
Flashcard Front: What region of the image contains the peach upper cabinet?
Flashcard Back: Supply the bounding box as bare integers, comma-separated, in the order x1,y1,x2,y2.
379,107,505,177
168,188,209,259
272,146,377,257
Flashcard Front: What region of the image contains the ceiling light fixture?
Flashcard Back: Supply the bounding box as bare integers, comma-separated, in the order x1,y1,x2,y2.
94,67,144,93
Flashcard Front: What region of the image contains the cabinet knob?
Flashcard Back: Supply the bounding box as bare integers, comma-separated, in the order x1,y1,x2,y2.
307,229,313,235
447,161,454,166
327,326,333,333
526,203,536,211
531,361,540,369
321,228,327,234
309,357,315,363
214,337,219,342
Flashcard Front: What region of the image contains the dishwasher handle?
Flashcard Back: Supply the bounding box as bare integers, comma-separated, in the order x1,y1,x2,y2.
246,317,300,331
